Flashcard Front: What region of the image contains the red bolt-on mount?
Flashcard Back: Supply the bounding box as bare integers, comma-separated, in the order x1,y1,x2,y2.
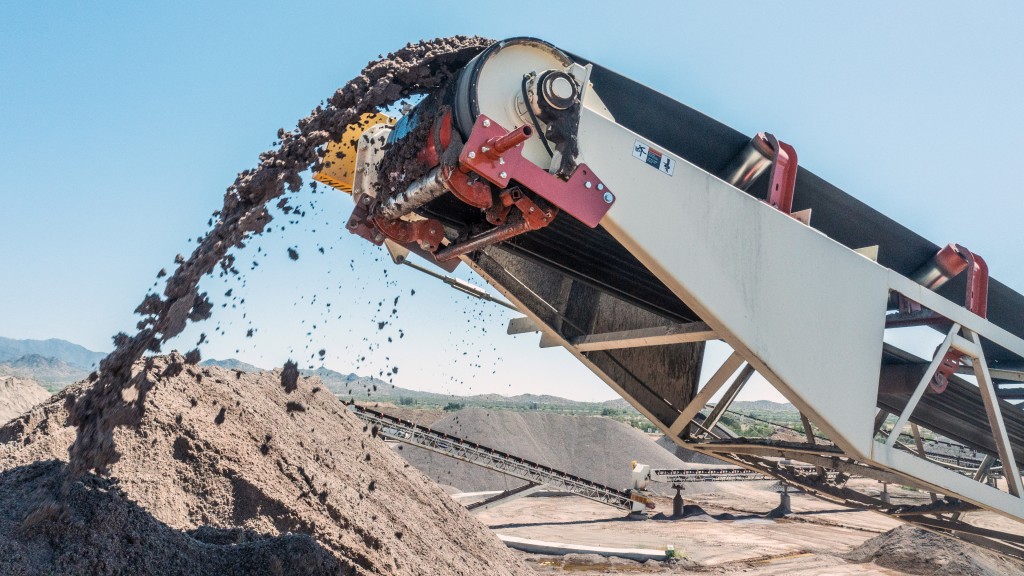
481,125,533,159
926,244,990,393
759,132,799,215
460,115,613,228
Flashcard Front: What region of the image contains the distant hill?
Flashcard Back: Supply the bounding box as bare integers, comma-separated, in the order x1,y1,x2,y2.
200,358,263,373
0,355,89,392
302,366,396,397
0,336,106,370
600,397,633,410
190,359,652,417
730,399,796,413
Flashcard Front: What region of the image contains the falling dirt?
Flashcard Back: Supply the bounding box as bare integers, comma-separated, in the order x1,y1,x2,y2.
64,36,493,482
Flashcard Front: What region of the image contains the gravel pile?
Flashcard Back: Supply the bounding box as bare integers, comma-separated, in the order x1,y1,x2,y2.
0,356,529,575
393,407,689,492
843,525,1024,575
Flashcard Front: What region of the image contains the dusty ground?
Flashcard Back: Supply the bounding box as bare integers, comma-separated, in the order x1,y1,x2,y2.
0,355,529,575
472,480,1024,575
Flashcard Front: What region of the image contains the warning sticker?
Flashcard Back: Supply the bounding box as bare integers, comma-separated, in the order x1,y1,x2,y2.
632,139,675,176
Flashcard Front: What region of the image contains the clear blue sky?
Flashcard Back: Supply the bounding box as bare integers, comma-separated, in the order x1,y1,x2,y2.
2,2,1021,401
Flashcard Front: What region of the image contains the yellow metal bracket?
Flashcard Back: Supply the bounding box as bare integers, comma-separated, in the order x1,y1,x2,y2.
313,112,395,193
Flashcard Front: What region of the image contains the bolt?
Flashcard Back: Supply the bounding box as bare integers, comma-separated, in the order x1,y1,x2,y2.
529,206,535,213
483,119,491,128
585,181,592,189
362,196,371,205
500,171,508,179
597,183,604,191
603,191,614,204
499,157,505,165
468,151,476,159
429,228,435,235
481,146,490,155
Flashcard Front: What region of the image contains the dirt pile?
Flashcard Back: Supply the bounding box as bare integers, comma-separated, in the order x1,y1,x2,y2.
0,356,529,575
65,35,493,481
0,376,50,424
843,525,1024,575
392,408,688,492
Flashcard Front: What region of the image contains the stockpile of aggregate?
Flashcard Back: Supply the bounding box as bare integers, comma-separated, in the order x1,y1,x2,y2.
0,376,50,424
0,355,529,575
393,407,690,493
843,525,1024,575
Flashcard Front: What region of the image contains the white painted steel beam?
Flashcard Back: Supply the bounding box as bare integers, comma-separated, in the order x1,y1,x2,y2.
507,316,540,335
668,352,744,436
580,106,890,460
569,321,716,351
969,329,1024,497
885,325,958,449
702,364,755,434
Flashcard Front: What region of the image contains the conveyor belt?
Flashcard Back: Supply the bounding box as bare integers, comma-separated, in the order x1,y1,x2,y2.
349,405,637,510
480,50,1024,464
491,51,1024,365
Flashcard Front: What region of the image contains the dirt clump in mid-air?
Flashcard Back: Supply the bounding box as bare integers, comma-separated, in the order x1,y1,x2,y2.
64,35,493,482
0,376,50,425
0,356,529,575
843,525,1024,575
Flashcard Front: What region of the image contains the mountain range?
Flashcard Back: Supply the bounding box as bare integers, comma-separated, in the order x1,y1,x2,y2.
0,336,799,414
0,354,90,390
0,336,106,369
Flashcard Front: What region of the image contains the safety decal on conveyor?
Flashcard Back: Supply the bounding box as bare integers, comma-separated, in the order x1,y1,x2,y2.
632,139,675,176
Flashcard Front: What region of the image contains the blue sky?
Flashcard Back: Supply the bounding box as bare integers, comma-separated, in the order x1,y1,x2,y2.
1,2,1021,401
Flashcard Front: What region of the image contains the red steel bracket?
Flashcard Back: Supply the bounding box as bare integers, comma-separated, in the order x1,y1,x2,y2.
760,132,798,215
959,244,989,320
930,244,990,392
346,199,385,246
372,214,446,253
459,115,613,228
